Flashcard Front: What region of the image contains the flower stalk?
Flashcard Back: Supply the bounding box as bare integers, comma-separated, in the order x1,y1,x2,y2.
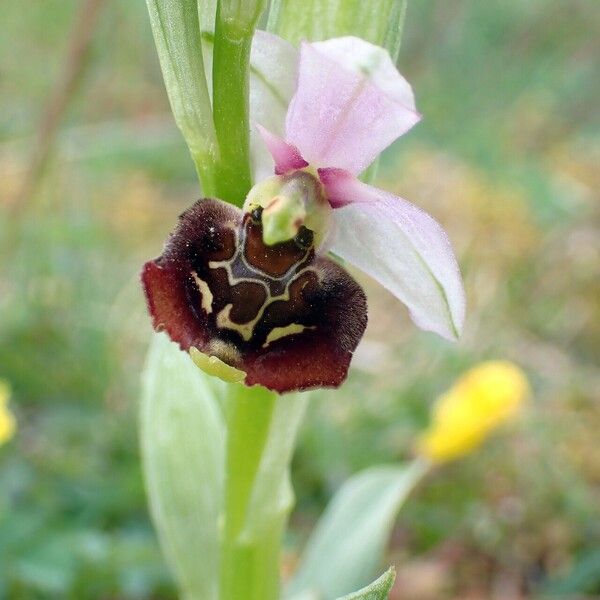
220,385,279,600
212,0,267,205
142,338,309,600
220,384,309,600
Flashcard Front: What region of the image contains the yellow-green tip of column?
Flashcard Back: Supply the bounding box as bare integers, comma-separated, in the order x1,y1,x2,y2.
244,171,332,248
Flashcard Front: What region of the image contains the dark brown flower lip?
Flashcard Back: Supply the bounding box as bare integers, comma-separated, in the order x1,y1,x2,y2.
141,198,367,393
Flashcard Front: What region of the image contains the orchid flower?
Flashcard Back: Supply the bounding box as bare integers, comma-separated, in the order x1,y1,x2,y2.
142,35,465,394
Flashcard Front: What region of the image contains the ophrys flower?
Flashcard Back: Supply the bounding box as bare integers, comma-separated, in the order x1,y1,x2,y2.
142,35,465,393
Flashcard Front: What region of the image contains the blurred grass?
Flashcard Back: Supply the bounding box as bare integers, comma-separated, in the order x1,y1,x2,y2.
1,1,599,598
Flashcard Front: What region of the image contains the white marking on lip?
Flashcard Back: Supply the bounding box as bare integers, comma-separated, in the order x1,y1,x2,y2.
262,323,315,348
192,272,214,314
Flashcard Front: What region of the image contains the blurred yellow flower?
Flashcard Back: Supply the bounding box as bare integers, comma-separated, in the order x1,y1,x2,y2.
417,361,529,463
0,380,16,445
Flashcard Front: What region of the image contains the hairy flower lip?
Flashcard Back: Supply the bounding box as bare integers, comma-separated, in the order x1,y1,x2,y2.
141,198,367,393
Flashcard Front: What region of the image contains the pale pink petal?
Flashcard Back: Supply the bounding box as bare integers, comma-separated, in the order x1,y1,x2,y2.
323,170,465,340
286,40,421,175
256,124,308,174
313,37,417,113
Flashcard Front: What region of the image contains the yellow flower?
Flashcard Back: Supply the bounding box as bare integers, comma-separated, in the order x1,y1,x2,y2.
0,380,16,446
417,361,529,463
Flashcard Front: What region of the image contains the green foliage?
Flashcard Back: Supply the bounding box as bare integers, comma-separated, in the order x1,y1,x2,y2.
140,333,225,600
141,336,308,600
268,0,406,59
0,1,598,598
144,0,218,191
542,549,600,597
336,568,395,600
287,464,425,599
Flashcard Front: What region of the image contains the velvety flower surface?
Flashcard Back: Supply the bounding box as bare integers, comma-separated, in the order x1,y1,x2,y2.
142,195,367,393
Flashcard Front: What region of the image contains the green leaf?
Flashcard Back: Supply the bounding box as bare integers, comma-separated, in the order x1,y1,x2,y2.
145,0,218,192
287,461,428,599
140,333,225,600
198,0,217,33
541,549,600,596
337,567,396,600
267,0,407,60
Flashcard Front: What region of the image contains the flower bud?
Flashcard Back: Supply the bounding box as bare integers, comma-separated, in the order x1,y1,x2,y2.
417,361,529,463
0,381,15,446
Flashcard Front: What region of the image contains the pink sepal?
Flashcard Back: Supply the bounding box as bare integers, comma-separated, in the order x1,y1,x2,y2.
256,124,308,174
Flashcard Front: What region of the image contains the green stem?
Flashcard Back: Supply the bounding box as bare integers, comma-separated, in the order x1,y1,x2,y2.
220,385,280,600
212,6,254,207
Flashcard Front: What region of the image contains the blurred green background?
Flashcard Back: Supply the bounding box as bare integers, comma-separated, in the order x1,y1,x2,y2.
1,1,598,598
